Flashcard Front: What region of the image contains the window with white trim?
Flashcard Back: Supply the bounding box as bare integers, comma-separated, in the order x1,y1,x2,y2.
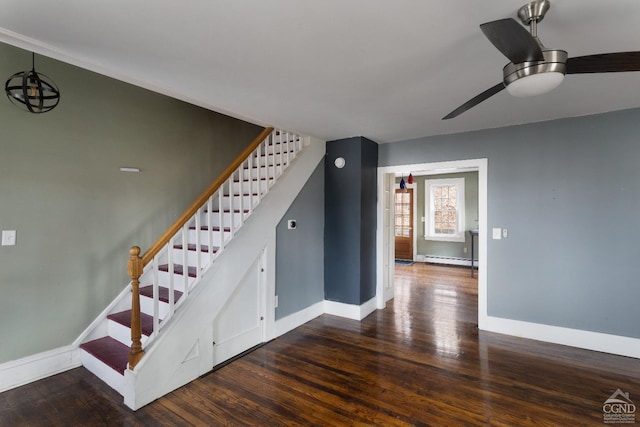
424,178,465,242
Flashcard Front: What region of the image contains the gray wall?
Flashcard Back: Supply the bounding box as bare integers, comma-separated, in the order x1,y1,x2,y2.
379,108,640,339
396,172,478,259
275,162,325,319
0,43,262,363
325,137,378,305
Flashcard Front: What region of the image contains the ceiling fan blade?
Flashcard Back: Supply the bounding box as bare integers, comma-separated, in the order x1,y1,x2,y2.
480,19,544,63
566,52,640,74
442,83,505,120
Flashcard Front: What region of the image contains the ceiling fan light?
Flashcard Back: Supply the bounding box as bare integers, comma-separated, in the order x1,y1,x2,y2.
506,71,565,97
502,49,567,98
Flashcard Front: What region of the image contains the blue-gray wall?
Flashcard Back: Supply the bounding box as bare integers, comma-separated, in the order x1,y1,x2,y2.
379,108,640,339
275,162,325,319
325,137,378,305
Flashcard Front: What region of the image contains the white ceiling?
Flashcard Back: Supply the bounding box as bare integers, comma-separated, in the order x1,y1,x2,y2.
1,0,639,143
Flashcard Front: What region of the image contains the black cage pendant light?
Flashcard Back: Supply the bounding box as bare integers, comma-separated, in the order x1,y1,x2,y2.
5,53,60,113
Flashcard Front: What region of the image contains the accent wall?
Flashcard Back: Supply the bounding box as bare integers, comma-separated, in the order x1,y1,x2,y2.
0,42,262,364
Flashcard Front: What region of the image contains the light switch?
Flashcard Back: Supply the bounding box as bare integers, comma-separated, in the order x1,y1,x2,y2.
2,230,16,246
492,228,502,240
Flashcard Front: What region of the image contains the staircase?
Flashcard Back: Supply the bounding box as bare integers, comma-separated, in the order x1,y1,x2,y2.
77,128,321,406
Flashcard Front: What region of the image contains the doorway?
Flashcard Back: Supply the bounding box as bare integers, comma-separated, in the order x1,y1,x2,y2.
376,158,488,330
394,188,414,260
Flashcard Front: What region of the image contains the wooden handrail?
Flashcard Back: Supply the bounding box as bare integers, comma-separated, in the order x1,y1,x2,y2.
140,126,274,266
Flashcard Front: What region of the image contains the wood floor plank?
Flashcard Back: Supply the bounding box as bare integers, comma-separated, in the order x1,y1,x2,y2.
2,263,639,425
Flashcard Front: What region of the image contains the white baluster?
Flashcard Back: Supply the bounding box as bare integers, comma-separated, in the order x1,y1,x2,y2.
207,197,214,265
152,255,160,338
217,189,225,251
237,168,244,229
182,223,189,295
168,237,174,318
195,210,201,280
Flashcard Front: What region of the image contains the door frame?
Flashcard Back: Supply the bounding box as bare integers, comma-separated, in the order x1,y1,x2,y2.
376,158,488,330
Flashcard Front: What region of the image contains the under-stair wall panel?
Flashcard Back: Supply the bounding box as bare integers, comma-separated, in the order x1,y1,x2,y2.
212,252,265,366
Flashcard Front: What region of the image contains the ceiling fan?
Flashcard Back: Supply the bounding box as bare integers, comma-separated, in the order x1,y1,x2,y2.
443,0,640,120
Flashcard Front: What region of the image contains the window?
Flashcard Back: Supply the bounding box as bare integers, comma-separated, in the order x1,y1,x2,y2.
424,178,465,242
394,190,412,238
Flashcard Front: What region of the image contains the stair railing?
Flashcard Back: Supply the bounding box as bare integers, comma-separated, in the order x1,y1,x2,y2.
126,127,308,369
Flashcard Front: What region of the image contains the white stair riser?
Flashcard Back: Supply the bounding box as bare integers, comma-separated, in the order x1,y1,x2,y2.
187,229,231,247
140,294,171,320
252,154,291,168
108,319,149,347
80,350,125,395
219,195,255,211
172,247,212,266
230,180,271,194
198,211,240,229
241,167,283,181
263,142,298,155
157,270,192,291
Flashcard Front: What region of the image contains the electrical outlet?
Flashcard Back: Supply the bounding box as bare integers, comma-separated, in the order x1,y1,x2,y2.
463,247,468,254
502,228,509,238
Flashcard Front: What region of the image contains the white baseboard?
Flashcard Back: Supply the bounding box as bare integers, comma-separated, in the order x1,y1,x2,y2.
273,301,325,338
0,345,81,393
324,297,377,321
274,297,378,338
419,255,475,267
484,316,640,359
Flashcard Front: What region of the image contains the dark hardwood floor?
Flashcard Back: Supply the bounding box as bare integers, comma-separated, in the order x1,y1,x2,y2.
2,263,639,425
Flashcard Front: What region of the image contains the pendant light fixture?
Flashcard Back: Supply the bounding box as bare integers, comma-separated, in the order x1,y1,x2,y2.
5,52,60,113
407,173,414,185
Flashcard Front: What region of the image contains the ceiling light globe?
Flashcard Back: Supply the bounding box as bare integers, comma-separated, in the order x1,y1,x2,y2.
506,71,565,97
502,49,568,98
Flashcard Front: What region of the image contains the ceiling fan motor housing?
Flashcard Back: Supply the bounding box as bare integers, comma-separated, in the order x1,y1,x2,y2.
503,49,567,97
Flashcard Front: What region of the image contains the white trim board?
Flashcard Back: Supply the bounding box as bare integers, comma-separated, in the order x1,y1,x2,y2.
274,301,325,337
377,158,488,328
0,345,80,393
485,316,640,359
324,297,377,321
417,256,475,268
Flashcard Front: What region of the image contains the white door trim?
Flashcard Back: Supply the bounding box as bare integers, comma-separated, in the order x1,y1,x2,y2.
376,158,488,328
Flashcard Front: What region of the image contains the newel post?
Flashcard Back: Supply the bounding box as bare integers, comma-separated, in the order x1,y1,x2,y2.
128,246,144,369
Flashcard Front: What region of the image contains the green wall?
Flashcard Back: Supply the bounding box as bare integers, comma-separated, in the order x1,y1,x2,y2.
396,171,478,259
0,43,262,364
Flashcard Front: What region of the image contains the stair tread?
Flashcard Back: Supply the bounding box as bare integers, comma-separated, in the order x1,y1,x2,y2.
210,209,250,214
139,285,184,304
173,243,218,253
233,178,273,182
189,225,231,232
107,310,154,336
80,336,129,375
158,263,198,278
